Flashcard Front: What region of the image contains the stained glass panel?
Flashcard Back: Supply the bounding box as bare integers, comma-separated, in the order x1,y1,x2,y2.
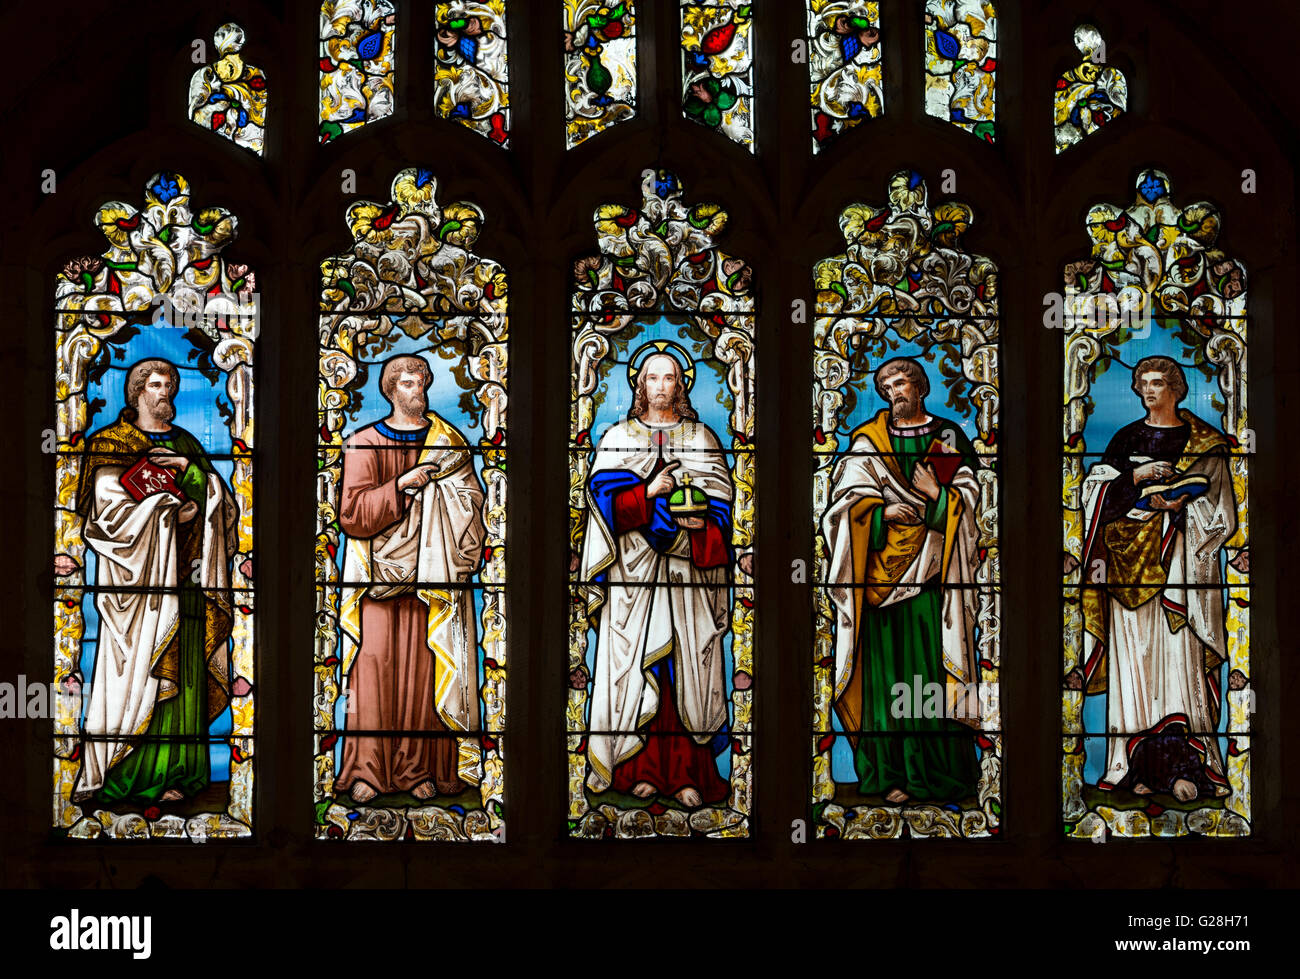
188,24,268,156
680,1,755,151
1054,25,1126,154
53,172,258,840
320,0,398,144
1062,169,1251,839
808,2,883,153
316,168,508,842
569,170,755,839
811,171,1001,839
435,2,510,146
564,1,637,149
923,1,996,143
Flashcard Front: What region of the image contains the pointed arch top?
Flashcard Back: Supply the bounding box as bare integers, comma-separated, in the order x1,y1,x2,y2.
56,171,257,338
814,169,998,323
572,169,755,319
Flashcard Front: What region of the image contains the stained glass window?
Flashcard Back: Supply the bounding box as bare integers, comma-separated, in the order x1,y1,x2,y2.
923,1,996,142
680,1,756,151
188,24,268,156
53,172,258,840
316,168,508,841
568,170,755,839
564,1,637,149
1062,170,1250,840
1054,25,1126,154
320,0,398,144
435,3,510,146
812,171,1001,839
808,2,883,152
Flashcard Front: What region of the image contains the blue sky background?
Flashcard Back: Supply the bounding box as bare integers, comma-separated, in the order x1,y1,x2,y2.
836,336,983,441
341,329,487,440
1082,330,1231,452
584,317,735,444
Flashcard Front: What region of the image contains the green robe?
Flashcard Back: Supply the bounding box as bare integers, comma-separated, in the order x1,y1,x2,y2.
97,427,217,803
851,422,980,801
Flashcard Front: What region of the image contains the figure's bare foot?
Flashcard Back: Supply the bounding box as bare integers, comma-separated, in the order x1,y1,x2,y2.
160,789,184,802
411,781,437,800
436,779,465,796
349,781,377,804
1171,779,1198,803
884,788,910,804
674,787,702,808
1132,783,1153,795
631,781,657,799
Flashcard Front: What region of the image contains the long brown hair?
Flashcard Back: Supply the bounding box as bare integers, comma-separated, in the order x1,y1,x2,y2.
629,354,697,421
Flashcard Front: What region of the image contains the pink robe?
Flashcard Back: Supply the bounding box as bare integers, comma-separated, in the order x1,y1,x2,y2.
335,425,460,793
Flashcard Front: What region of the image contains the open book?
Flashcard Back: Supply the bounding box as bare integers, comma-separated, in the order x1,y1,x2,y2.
1134,472,1208,511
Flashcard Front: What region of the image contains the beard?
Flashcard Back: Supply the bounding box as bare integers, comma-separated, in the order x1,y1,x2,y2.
395,389,428,417
890,394,921,421
143,394,175,422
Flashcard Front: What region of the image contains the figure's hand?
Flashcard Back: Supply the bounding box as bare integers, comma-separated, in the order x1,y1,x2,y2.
570,552,581,574
177,500,200,523
1229,549,1250,574
912,462,941,502
1063,553,1081,576
1133,461,1175,484
674,515,706,530
883,503,923,525
396,463,439,493
148,447,189,471
1147,492,1186,512
738,553,755,577
53,554,79,576
646,461,681,499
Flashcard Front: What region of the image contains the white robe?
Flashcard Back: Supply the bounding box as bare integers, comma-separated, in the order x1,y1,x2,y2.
822,416,984,727
1081,447,1235,789
580,416,733,791
75,463,237,798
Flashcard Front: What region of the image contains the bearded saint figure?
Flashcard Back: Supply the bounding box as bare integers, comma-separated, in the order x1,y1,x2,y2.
72,358,238,804
823,357,984,804
335,354,488,803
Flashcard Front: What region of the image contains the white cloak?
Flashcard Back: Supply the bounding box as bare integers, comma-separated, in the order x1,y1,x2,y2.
822,414,984,728
75,462,237,798
1081,446,1235,789
580,416,734,791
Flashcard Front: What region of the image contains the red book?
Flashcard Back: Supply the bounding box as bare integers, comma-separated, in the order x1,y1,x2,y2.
924,439,964,485
120,456,185,502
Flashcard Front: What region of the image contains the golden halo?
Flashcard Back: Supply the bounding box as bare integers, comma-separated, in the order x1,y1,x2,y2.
627,341,696,392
